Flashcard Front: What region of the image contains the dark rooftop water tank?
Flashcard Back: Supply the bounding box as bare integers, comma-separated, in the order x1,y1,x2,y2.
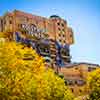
50,15,61,19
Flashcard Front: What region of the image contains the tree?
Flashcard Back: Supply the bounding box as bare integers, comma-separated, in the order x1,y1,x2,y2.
0,41,74,100
1,28,14,41
87,68,100,100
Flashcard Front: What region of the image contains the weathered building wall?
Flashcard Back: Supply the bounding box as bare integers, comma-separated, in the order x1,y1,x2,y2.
60,63,100,96
0,10,74,67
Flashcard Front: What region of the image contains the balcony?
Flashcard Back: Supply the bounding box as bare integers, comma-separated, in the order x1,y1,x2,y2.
50,48,56,51
40,51,50,56
51,54,56,57
61,55,71,59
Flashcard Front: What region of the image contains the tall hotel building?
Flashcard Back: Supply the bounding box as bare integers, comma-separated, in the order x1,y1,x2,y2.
0,10,74,67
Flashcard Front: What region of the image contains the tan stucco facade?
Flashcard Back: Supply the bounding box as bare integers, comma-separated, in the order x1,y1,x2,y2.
60,63,100,96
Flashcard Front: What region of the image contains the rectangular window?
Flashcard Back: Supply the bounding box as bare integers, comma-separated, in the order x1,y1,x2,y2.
9,20,12,24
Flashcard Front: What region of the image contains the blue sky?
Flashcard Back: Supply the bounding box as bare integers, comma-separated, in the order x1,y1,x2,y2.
0,0,100,64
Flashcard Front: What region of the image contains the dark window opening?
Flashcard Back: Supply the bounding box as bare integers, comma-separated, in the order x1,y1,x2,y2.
63,34,65,37
63,40,66,43
59,34,61,37
71,88,74,93
67,80,74,85
57,22,60,25
59,39,61,42
62,29,65,32
58,27,61,31
45,59,50,63
61,23,64,27
38,44,50,55
79,89,82,93
4,20,6,25
70,34,72,37
75,67,78,70
77,80,86,86
88,67,96,72
9,20,12,24
27,18,29,21
60,48,67,55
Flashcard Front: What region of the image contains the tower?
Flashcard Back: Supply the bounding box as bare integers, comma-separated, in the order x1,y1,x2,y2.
0,10,74,67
